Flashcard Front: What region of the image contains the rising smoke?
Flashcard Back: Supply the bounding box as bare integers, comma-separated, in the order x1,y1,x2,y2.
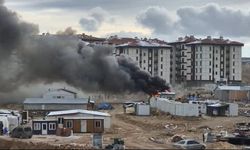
0,1,169,98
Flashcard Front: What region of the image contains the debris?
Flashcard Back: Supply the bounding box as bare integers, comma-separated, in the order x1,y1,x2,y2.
198,125,213,130
149,137,164,144
188,127,197,132
171,135,185,143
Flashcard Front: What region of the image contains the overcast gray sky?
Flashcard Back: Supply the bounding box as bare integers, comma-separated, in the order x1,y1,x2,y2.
4,0,250,56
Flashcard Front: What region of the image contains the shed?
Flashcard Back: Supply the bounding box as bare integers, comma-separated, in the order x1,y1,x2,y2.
23,89,94,118
214,86,250,102
135,104,150,116
47,109,111,133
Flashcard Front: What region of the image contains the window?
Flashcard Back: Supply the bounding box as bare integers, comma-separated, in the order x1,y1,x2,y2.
187,140,200,145
233,47,235,52
182,58,184,62
136,57,138,61
195,61,198,66
182,52,185,56
216,64,218,68
161,50,163,54
49,123,56,130
233,69,235,73
160,71,163,76
209,54,212,59
143,67,146,70
24,127,31,132
94,120,102,128
34,123,41,130
143,60,146,63
200,54,202,59
233,54,235,59
136,49,138,54
215,72,217,75
178,141,185,144
216,50,218,54
143,52,146,56
195,68,197,73
233,61,235,66
58,118,64,124
209,46,212,51
216,57,218,60
209,75,211,80
233,76,235,80
200,75,202,80
209,68,211,73
65,120,73,128
196,54,198,58
161,64,163,69
200,46,202,51
200,61,202,66
200,68,202,73
161,57,163,62
209,61,212,66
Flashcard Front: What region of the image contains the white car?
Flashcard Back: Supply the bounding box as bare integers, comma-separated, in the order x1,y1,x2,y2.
173,139,206,149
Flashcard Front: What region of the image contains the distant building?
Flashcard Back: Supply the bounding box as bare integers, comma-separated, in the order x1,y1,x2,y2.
242,57,250,65
23,89,94,115
169,36,244,85
115,38,172,83
168,35,197,84
214,85,250,102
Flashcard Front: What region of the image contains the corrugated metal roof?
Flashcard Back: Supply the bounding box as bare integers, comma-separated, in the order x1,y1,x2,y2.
217,86,250,91
23,98,89,104
47,109,111,117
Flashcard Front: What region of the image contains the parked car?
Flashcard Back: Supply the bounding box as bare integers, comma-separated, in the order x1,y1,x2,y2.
173,139,206,149
10,125,33,139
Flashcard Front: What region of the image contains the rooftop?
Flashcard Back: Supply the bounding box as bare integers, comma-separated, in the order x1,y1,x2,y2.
23,98,90,104
47,109,111,117
216,85,250,91
116,39,171,48
186,36,244,46
168,35,197,44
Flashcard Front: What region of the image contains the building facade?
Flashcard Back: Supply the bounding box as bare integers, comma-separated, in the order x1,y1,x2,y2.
170,36,243,84
114,39,172,83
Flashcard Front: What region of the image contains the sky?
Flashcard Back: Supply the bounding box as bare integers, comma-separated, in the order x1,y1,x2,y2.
4,0,250,57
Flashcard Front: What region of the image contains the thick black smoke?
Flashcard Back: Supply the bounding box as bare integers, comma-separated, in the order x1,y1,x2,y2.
0,2,169,96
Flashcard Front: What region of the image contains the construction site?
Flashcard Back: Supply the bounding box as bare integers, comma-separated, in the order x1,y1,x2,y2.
0,91,250,149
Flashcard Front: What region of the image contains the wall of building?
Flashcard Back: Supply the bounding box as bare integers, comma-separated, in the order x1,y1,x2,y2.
43,90,76,99
150,98,199,116
116,46,171,83
24,104,87,111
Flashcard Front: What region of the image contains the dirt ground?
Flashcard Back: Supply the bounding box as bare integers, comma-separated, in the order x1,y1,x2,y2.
0,104,249,149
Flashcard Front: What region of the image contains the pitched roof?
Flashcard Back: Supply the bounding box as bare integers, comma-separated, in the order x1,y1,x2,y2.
23,98,89,104
116,39,171,48
168,35,198,44
186,37,244,46
106,37,136,45
47,109,111,117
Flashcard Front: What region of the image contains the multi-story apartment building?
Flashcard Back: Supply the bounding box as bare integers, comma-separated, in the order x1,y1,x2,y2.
114,38,172,83
168,36,197,84
170,36,243,84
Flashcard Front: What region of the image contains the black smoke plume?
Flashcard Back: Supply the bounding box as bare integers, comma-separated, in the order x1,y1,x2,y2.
0,2,169,96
